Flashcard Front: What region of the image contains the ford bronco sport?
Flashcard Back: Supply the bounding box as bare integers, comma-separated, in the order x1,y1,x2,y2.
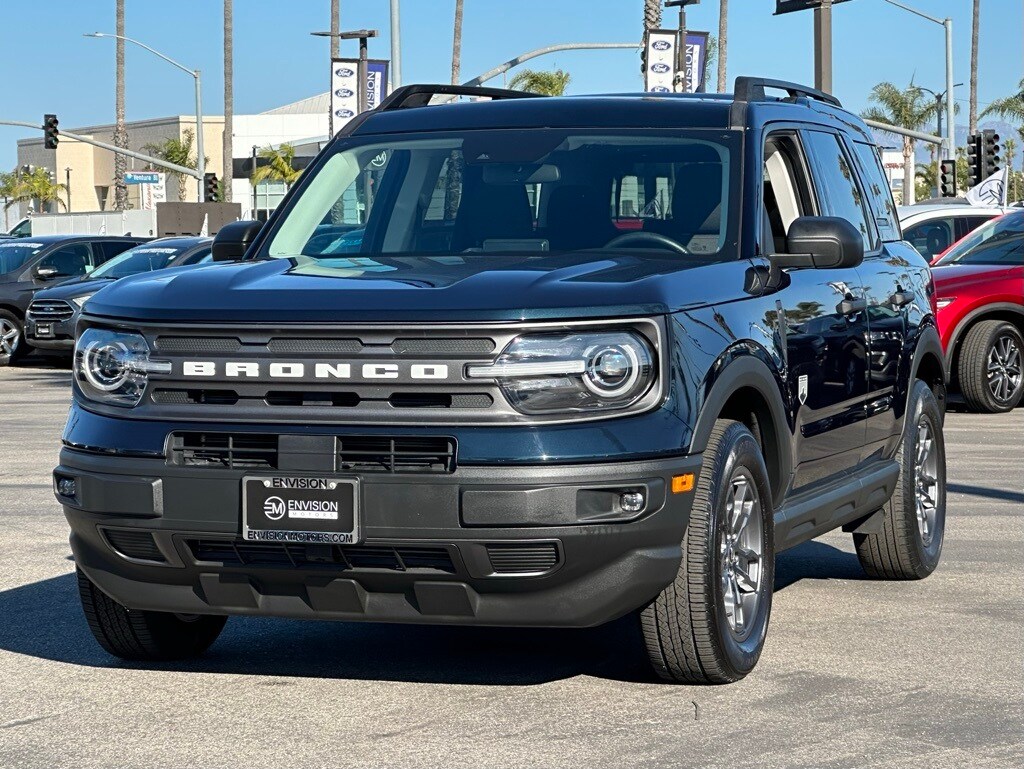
56,78,947,683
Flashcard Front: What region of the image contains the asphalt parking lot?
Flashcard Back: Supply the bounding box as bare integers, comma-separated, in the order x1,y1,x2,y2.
0,355,1021,769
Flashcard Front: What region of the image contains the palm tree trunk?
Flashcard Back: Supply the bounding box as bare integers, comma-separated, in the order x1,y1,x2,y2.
330,0,340,58
113,0,129,211
451,0,464,85
903,137,916,206
643,0,662,36
222,0,233,203
717,0,728,93
969,0,979,135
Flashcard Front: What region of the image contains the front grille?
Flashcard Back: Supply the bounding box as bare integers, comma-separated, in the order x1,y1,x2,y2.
104,529,166,562
337,436,456,473
154,336,242,354
168,432,279,469
486,543,560,575
27,299,75,322
188,539,457,573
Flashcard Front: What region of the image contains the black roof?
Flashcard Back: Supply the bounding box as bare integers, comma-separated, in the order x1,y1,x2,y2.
0,234,146,246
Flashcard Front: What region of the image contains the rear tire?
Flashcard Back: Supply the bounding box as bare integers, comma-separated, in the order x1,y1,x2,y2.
957,320,1024,413
77,568,227,661
854,380,946,580
640,420,775,684
0,310,25,367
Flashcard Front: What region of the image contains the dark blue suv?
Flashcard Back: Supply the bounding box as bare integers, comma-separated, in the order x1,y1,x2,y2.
56,79,947,683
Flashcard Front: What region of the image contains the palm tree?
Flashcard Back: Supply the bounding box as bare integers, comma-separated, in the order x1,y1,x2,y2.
113,0,129,211
330,0,340,58
3,168,68,213
969,0,980,135
862,82,938,205
643,0,662,38
717,0,729,92
982,78,1024,124
251,144,302,189
222,0,233,203
508,69,571,96
143,129,205,202
451,0,464,85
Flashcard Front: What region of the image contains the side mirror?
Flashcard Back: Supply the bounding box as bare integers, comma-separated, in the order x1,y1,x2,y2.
774,216,864,270
212,220,263,262
34,265,59,280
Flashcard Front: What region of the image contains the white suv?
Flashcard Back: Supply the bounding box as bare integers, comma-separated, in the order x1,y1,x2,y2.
898,203,1011,263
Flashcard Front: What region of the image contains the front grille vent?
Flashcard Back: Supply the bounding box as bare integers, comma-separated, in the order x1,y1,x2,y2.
486,543,560,575
390,338,495,355
27,300,75,321
188,540,457,573
154,336,242,354
336,436,456,473
168,432,278,469
104,529,166,562
266,338,363,354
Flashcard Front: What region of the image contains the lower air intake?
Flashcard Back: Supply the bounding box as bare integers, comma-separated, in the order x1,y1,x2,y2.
103,529,166,562
485,543,560,575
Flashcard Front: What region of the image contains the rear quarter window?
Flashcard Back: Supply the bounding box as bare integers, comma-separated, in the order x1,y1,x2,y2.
851,141,901,242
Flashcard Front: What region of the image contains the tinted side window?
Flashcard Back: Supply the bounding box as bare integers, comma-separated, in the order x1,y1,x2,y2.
957,216,996,240
95,240,138,263
40,243,93,277
851,141,901,241
180,247,212,265
904,219,954,261
803,131,878,251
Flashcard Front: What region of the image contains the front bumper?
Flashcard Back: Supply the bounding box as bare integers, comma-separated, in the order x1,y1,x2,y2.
25,316,75,350
57,448,701,628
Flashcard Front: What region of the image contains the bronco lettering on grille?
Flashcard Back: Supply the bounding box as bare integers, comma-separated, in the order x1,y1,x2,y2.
179,361,452,381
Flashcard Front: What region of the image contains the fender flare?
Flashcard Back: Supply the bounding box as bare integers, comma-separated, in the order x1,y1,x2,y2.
945,302,1024,368
690,352,793,505
910,323,946,384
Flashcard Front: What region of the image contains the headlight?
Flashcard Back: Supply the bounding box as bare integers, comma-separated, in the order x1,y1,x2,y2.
467,331,656,415
74,328,169,407
71,293,96,309
936,297,956,308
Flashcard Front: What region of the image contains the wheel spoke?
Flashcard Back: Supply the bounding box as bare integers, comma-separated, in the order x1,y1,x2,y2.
734,563,757,593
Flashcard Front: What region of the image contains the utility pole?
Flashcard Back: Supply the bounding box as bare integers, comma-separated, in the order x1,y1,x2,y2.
65,167,72,211
330,0,340,58
814,0,833,93
665,1,699,93
390,0,402,89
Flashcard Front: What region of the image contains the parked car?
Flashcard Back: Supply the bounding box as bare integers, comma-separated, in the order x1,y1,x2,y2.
0,235,147,365
899,203,1010,264
932,211,1024,412
25,237,213,353
58,78,947,684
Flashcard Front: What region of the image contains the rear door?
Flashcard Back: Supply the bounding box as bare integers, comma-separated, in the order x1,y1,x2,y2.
92,239,140,266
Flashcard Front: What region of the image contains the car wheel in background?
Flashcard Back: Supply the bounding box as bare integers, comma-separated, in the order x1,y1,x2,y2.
0,310,25,367
957,320,1024,413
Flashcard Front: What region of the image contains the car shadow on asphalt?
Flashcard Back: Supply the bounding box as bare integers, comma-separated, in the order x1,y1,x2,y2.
2,542,870,686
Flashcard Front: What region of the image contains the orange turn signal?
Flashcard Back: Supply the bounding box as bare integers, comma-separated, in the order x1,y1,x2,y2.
671,473,695,494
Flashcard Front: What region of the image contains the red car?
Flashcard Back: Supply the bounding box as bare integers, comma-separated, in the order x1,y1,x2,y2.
932,210,1024,412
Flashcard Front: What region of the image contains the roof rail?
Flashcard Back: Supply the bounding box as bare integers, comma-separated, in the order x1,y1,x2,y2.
376,84,544,112
733,76,842,108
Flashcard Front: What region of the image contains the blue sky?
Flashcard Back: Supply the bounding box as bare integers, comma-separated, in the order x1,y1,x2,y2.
1,0,1022,170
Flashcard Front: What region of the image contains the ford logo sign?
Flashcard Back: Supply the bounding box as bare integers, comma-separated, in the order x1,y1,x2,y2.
335,67,355,78
650,86,671,93
652,40,672,51
335,109,356,118
334,88,355,98
651,63,672,74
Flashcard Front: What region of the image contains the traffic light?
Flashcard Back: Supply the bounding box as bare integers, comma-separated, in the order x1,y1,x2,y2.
939,159,956,198
966,133,983,188
203,173,219,202
43,114,59,150
982,129,1001,179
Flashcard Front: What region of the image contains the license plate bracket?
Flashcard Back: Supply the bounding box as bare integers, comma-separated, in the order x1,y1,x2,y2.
35,323,52,337
242,476,360,544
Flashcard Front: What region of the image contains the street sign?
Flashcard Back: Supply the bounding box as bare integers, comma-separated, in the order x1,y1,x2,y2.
775,0,852,15
331,57,390,135
124,172,161,185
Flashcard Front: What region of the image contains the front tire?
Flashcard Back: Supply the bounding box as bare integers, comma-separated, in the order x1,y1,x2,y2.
957,320,1024,413
77,568,227,661
640,420,775,684
0,310,25,367
854,380,946,579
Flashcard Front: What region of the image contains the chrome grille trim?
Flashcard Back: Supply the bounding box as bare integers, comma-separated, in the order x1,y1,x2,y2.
27,300,75,322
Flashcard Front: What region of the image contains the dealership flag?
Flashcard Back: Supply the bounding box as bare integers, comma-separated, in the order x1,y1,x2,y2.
966,167,1009,207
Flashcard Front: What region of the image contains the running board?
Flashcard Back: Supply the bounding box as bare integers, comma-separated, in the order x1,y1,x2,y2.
774,460,900,552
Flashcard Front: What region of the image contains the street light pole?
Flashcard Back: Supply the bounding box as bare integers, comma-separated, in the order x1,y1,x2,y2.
880,0,955,159
84,32,205,202
65,167,72,211
390,0,402,89
814,0,834,93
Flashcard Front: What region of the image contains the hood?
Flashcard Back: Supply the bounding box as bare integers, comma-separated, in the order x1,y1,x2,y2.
931,263,1023,293
34,277,116,301
83,253,746,323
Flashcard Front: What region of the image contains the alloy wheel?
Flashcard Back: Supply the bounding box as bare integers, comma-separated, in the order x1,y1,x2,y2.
987,334,1023,403
0,318,19,358
720,474,764,638
914,419,940,547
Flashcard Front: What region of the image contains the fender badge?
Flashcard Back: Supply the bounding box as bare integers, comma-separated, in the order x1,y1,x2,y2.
798,375,809,405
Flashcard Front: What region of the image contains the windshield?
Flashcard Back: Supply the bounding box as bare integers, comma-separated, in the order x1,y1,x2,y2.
0,241,47,274
935,212,1024,266
260,130,739,265
91,244,190,278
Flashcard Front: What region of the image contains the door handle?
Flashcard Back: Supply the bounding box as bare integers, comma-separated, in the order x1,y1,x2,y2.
838,296,867,316
890,290,914,308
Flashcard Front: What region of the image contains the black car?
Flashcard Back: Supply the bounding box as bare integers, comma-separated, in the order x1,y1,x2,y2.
56,79,947,684
25,237,213,352
0,234,146,365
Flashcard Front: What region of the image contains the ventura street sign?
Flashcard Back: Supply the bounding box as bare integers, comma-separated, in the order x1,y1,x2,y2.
124,172,161,185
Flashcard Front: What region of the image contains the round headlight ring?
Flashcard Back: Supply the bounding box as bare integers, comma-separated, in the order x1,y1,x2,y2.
82,340,131,392
583,342,641,398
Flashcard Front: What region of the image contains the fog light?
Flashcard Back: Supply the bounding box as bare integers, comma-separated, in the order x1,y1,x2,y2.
57,477,77,498
619,490,646,514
